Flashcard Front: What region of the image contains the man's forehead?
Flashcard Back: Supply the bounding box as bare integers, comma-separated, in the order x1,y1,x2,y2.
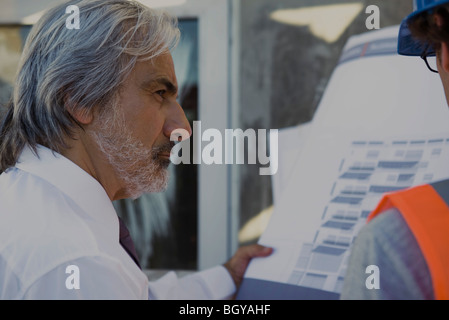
133,54,178,88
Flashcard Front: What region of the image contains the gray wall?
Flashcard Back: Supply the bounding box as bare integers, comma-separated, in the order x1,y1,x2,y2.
237,0,414,244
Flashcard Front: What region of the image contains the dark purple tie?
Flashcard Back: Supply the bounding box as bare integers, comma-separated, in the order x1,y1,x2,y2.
118,216,141,269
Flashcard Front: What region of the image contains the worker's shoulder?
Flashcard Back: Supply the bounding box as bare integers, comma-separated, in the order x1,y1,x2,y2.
358,207,427,268
364,207,405,239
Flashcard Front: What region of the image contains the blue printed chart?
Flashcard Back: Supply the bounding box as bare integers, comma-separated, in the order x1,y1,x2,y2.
286,137,449,294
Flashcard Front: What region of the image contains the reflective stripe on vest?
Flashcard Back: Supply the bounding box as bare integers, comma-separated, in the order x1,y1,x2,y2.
367,180,449,300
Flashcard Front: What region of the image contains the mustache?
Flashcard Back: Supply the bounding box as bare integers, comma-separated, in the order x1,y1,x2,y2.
152,141,175,156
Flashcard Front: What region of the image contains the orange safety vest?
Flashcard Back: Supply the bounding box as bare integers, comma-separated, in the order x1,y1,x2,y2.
367,180,449,300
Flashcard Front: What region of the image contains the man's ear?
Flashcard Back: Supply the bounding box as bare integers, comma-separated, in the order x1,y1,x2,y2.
440,42,449,74
434,13,449,74
64,95,93,125
67,106,94,125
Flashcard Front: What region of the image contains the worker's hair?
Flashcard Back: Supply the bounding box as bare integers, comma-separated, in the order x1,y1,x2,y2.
0,0,180,172
408,4,449,52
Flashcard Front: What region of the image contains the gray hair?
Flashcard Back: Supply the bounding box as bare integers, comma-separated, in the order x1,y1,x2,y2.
0,0,180,171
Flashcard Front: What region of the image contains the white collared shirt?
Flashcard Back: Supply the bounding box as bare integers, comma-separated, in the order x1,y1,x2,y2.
0,145,235,300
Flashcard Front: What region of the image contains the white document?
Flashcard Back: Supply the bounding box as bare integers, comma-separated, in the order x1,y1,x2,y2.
272,122,312,205
240,25,449,299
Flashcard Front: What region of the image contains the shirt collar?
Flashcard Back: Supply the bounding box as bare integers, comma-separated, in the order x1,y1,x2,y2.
15,144,119,241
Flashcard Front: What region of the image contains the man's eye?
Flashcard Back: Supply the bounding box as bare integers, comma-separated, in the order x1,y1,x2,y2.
155,90,166,97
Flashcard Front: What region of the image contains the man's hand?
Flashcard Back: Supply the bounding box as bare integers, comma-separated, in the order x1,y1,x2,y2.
223,244,273,289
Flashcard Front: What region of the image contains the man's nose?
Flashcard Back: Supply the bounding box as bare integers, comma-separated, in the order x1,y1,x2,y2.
163,102,192,141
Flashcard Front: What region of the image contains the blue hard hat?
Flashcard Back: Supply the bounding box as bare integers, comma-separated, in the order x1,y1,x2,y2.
398,0,449,56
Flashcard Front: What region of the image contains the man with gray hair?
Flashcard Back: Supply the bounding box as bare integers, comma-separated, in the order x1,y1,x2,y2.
0,0,272,299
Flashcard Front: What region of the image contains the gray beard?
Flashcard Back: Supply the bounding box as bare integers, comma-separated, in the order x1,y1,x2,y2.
90,105,171,200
